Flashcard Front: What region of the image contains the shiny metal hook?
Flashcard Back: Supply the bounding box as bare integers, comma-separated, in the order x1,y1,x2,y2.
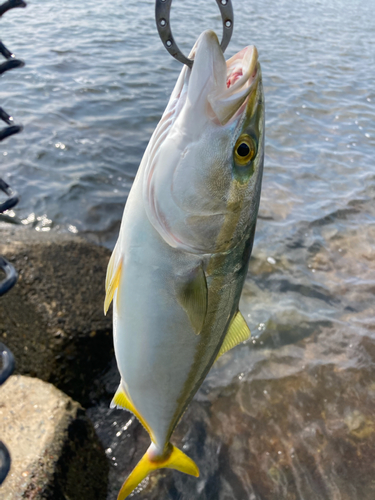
155,0,234,68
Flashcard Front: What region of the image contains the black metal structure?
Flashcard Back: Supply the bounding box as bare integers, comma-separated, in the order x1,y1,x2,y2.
0,0,27,486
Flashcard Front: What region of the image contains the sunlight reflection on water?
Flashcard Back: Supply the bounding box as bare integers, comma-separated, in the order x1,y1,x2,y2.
1,0,375,498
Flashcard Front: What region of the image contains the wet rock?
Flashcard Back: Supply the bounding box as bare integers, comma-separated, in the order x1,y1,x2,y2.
90,216,375,500
111,343,375,500
0,225,113,405
255,308,332,349
2,213,372,499
88,274,375,500
0,375,108,499
308,224,375,312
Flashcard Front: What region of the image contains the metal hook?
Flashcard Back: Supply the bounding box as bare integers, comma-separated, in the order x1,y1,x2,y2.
155,0,234,68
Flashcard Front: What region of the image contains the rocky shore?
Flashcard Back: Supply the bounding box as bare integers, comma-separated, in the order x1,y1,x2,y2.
0,375,108,500
0,225,112,498
0,225,113,406
1,222,375,500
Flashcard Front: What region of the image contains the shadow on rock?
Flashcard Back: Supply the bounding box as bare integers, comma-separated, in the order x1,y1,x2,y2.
0,225,113,406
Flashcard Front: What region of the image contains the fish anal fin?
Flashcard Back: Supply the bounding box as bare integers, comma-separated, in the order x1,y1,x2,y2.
216,310,250,360
110,385,155,442
110,386,132,411
118,443,199,500
104,255,123,315
177,263,207,335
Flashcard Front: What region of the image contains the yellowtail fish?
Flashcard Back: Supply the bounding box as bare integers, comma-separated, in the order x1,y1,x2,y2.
104,30,264,499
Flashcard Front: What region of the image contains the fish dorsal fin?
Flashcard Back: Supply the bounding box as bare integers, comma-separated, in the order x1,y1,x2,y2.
104,243,123,315
110,384,155,442
216,311,250,360
177,263,207,335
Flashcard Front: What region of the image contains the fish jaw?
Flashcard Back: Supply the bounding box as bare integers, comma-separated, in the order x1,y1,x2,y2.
208,44,259,125
182,30,227,134
178,30,259,131
142,30,264,255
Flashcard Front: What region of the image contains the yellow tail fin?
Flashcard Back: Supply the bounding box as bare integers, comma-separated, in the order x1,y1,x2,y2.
118,443,199,500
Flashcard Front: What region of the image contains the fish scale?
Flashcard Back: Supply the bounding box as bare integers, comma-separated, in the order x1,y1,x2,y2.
105,29,264,499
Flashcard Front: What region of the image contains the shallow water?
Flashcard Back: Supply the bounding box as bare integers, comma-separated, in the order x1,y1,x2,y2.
1,0,375,498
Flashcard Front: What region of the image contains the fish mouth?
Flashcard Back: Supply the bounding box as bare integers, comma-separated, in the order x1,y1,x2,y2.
185,30,260,126
208,40,259,125
226,46,258,91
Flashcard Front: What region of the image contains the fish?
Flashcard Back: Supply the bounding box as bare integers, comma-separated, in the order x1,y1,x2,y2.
104,29,265,499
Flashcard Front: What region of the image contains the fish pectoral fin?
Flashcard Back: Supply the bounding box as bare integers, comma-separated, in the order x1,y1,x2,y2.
216,310,251,360
118,443,199,500
110,385,155,442
177,263,208,335
104,249,123,315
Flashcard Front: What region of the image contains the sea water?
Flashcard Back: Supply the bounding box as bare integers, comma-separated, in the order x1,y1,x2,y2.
1,0,374,498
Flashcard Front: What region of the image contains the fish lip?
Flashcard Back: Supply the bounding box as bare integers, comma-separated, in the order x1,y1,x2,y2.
225,45,259,94
160,33,260,129
207,44,260,126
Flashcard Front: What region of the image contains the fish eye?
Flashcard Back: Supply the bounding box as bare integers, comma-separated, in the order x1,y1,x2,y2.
237,143,250,157
234,135,257,165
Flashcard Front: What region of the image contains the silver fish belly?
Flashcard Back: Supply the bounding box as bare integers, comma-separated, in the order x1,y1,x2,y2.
105,29,264,500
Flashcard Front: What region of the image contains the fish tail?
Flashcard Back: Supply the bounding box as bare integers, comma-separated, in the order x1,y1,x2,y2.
117,442,199,500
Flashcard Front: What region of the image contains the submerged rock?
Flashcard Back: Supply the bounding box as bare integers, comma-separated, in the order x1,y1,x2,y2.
88,218,375,500
0,225,113,405
2,216,375,500
0,375,108,499
101,334,375,500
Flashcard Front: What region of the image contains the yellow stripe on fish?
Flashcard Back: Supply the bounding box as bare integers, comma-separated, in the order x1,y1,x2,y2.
107,29,265,499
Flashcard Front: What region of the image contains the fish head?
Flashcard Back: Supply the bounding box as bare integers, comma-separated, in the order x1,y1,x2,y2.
143,30,264,254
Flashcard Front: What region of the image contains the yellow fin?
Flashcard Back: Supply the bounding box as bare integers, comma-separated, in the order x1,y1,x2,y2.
110,385,155,442
118,443,199,500
110,385,133,411
104,252,123,315
105,242,118,291
177,263,207,335
216,311,250,360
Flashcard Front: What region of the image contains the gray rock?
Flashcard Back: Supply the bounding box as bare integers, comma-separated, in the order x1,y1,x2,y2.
0,375,108,499
88,221,375,500
105,340,375,500
0,225,113,405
